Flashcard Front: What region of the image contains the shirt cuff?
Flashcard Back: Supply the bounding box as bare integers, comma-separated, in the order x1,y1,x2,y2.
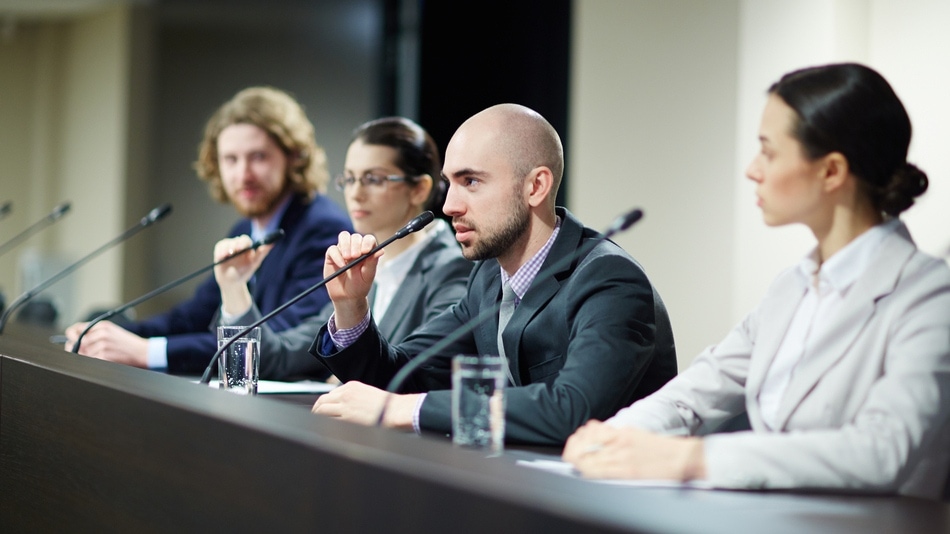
219,305,245,324
328,312,371,350
146,337,168,369
412,393,427,434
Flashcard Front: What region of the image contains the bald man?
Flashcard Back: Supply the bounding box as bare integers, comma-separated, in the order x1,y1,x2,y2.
309,104,677,445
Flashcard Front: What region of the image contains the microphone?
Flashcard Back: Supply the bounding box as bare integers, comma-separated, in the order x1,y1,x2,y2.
198,211,436,385
0,203,172,335
70,229,285,353
0,201,71,257
394,212,435,238
375,207,645,426
140,203,172,225
0,201,10,315
606,208,643,234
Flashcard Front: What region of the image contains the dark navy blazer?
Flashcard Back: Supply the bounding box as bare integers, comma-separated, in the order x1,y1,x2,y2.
127,194,352,374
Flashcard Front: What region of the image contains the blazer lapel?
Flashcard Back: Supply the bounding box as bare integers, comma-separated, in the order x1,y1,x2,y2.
377,267,424,340
250,196,304,302
376,224,450,339
503,274,560,387
746,275,808,403
500,211,582,386
773,225,916,429
367,284,378,308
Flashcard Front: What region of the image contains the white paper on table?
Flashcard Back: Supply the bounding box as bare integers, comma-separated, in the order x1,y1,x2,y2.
200,379,337,394
516,458,713,489
256,380,337,394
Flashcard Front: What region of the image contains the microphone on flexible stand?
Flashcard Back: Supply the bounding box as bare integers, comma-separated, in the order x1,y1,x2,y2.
0,203,172,335
0,201,71,257
70,229,285,353
375,207,645,426
198,211,436,385
0,201,13,313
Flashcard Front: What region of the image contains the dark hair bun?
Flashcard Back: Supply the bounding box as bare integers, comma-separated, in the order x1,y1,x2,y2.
881,162,928,216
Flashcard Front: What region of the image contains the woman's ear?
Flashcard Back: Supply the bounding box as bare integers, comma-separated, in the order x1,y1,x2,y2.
410,174,434,208
821,152,850,192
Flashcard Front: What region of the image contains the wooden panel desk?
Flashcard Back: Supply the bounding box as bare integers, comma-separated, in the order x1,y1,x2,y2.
2,330,949,533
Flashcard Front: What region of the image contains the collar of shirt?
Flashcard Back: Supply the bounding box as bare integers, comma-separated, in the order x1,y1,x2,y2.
500,216,562,305
250,194,293,242
797,218,901,294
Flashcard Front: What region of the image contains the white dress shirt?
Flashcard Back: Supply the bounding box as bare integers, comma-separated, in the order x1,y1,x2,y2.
372,219,445,322
757,219,900,429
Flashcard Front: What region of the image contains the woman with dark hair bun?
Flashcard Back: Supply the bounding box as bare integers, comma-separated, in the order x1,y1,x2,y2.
564,63,950,500
768,62,929,217
212,117,472,381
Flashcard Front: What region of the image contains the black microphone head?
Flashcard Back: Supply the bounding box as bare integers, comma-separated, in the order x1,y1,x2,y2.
51,201,71,220
393,211,434,239
0,201,11,218
142,203,173,225
408,211,435,232
255,229,285,248
609,208,644,235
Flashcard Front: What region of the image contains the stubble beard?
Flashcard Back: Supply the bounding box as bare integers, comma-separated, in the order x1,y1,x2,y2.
231,180,291,219
463,199,530,262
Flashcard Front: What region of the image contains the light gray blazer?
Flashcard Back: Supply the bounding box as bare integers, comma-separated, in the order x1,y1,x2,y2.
608,222,950,499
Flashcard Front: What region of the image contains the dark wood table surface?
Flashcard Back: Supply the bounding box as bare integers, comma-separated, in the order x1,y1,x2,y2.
3,326,949,533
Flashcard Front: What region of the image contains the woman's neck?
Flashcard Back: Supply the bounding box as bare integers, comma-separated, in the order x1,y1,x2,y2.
812,203,883,265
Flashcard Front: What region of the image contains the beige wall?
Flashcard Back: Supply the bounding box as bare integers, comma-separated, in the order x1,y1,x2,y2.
571,0,741,367
731,0,868,323
1,8,133,326
0,23,45,297
57,7,132,315
572,0,950,368
871,0,950,258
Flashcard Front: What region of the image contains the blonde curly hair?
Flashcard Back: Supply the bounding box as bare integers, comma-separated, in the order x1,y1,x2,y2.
194,86,328,203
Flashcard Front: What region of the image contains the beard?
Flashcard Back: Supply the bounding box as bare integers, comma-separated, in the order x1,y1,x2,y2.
461,198,530,261
231,181,290,219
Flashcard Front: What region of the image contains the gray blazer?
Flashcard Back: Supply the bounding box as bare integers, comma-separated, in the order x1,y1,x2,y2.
608,222,950,500
224,222,472,381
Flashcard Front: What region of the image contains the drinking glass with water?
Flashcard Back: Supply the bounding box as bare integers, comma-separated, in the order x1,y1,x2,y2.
451,355,506,455
217,325,261,395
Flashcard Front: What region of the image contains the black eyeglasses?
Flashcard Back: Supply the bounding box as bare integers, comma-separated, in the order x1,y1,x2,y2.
334,173,410,191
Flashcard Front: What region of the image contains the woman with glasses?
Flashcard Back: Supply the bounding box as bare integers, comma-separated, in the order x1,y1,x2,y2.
213,117,472,381
563,63,950,499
